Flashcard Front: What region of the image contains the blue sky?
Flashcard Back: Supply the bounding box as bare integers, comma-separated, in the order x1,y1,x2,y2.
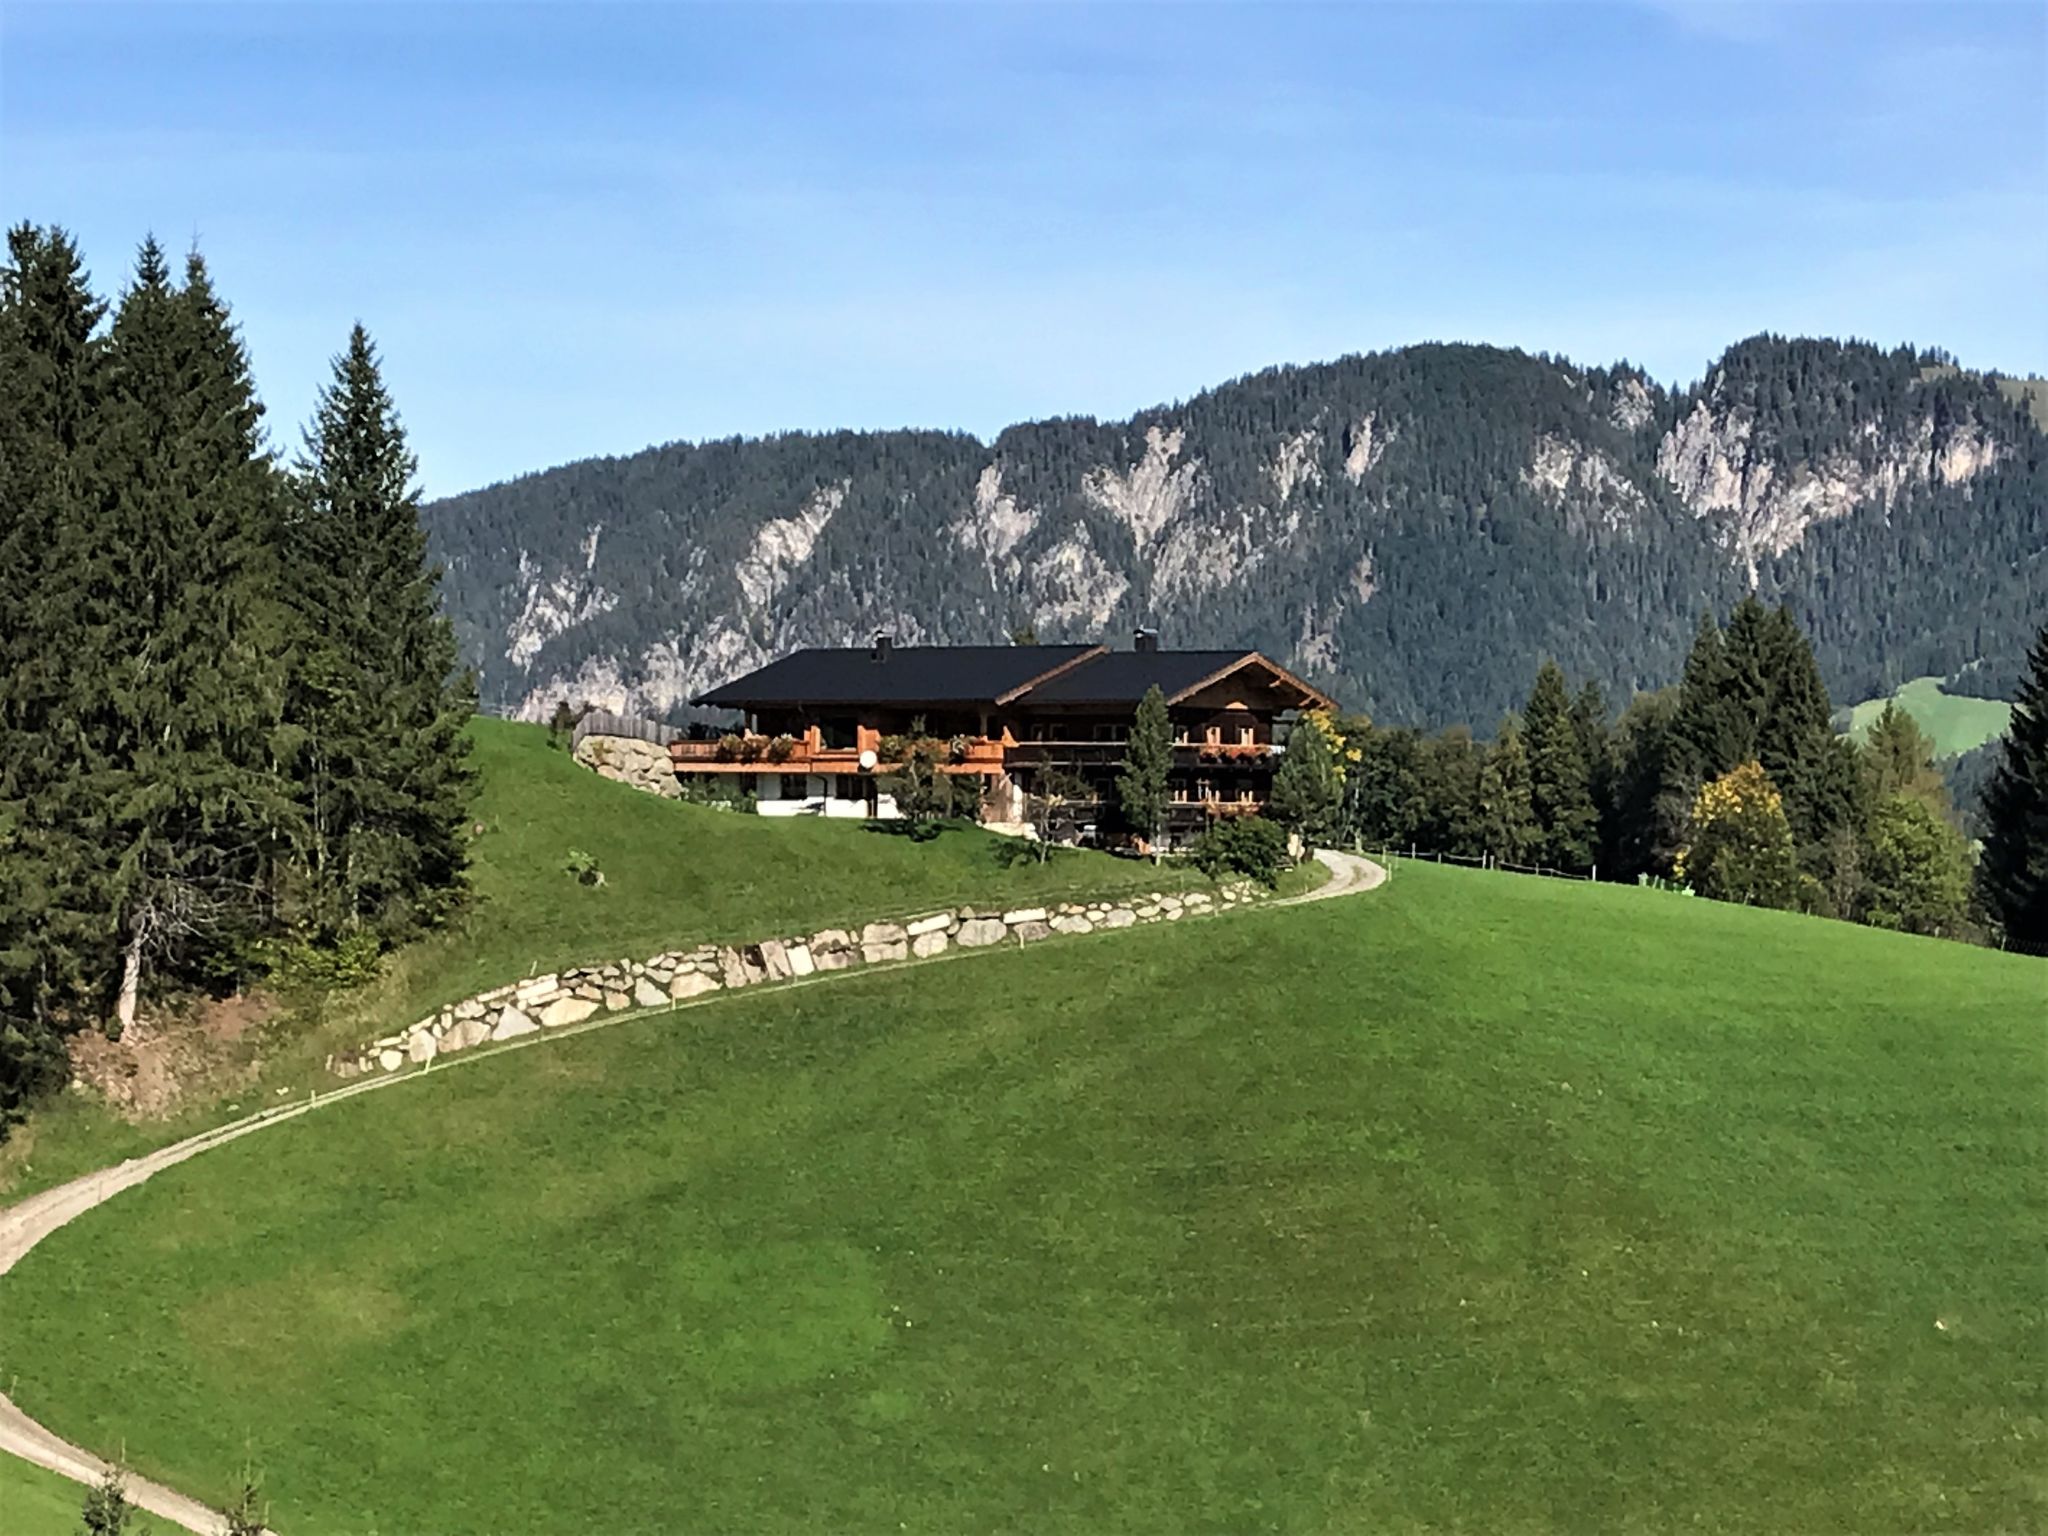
4,1,2043,496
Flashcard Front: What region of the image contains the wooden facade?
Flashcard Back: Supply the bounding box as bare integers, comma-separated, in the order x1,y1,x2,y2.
679,639,1334,840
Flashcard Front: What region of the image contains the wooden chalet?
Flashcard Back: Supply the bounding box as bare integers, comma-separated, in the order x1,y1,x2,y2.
679,631,1335,843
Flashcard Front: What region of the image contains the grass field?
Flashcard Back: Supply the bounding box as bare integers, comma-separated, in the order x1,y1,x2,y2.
0,719,1206,1199
0,1454,96,1536
1847,674,2013,760
3,862,2040,1534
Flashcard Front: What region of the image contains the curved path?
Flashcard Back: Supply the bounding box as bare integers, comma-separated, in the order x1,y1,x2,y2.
0,849,1385,1533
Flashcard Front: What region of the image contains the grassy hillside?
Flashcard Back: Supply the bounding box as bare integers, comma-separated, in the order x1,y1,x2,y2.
3,863,2039,1534
0,1456,91,1536
1847,674,2013,759
0,718,1202,1199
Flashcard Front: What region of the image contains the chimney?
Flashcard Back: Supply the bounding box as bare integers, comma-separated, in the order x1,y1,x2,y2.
870,630,893,662
1133,627,1159,653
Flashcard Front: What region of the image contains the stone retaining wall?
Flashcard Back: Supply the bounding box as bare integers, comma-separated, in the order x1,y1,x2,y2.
328,881,1263,1078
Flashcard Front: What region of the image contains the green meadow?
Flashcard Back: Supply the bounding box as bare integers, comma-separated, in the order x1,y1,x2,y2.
1847,674,2013,760
0,720,1206,1199
4,862,2040,1534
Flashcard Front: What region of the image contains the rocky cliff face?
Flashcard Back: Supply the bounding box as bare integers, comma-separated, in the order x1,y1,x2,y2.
425,338,2045,728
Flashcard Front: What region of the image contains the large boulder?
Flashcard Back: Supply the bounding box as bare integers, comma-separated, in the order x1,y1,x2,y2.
491,1005,540,1041
911,930,948,959
670,971,721,1001
633,977,667,1009
956,917,1007,948
541,996,601,1028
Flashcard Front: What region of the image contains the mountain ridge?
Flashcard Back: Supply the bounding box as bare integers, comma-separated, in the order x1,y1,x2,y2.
423,335,2045,727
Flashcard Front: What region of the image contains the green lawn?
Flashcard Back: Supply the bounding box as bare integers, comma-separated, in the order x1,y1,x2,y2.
0,718,1203,1199
1847,675,2013,760
3,863,2040,1534
0,1455,99,1536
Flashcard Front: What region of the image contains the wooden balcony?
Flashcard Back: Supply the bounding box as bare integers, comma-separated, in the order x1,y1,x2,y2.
670,727,1007,775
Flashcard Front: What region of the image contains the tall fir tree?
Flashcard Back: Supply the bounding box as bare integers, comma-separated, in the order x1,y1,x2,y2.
1978,623,2048,947
286,324,474,938
1116,684,1172,860
65,242,295,1030
1667,611,1738,794
1755,604,1836,846
1269,710,1340,845
1864,702,1950,815
1477,716,1538,863
1523,659,1598,869
0,225,108,1122
1606,687,1682,880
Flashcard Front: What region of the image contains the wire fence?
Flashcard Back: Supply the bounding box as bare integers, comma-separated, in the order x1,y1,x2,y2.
1362,844,1599,882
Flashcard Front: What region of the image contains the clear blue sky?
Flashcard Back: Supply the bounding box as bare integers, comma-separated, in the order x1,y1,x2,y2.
4,1,2043,496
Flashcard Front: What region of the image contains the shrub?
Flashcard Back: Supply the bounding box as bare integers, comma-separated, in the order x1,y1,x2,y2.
262,930,385,994
1188,815,1292,887
565,848,605,886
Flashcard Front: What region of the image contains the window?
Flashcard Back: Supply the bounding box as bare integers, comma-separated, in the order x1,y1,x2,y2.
777,774,809,801
820,717,858,750
1238,724,1257,747
1205,724,1221,746
1173,723,1191,744
835,775,862,801
1195,776,1215,802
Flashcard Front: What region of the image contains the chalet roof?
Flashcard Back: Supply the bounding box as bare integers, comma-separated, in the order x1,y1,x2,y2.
694,645,1100,709
1020,650,1334,710
1016,650,1255,705
696,642,1336,712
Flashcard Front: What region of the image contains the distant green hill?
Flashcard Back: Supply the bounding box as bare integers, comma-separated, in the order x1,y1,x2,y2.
1847,675,2013,759
5,862,2039,1533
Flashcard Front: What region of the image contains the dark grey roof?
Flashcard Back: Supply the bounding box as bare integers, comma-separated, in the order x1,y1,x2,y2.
1015,650,1255,706
694,645,1099,708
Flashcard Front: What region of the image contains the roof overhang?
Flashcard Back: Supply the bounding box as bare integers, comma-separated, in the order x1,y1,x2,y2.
1166,652,1335,711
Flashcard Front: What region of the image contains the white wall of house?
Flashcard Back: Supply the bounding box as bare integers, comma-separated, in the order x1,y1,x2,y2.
752,772,897,820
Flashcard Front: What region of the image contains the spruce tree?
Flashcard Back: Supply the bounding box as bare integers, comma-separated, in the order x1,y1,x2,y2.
1523,660,1598,870
1269,712,1340,846
1979,623,2048,947
78,1462,135,1535
1668,612,1738,790
1864,702,1949,815
67,242,295,1030
1116,685,1172,861
1755,604,1836,845
0,225,108,1119
286,323,475,938
1477,716,1538,864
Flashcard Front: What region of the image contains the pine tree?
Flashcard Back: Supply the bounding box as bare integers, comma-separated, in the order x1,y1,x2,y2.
1719,595,1773,760
1668,611,1739,790
1523,660,1598,870
1756,604,1835,845
1116,685,1172,860
78,1462,135,1535
1979,623,2048,946
1269,712,1340,846
66,242,295,1030
286,324,475,939
1477,716,1538,864
1864,702,1950,815
0,225,108,1121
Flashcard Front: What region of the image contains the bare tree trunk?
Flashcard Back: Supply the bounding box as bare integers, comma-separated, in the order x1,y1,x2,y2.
115,922,146,1035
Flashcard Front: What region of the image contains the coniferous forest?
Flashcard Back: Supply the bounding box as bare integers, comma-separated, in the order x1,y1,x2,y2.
0,226,474,1128
1316,597,2036,950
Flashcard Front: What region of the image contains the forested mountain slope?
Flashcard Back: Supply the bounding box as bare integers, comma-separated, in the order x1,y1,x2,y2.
424,337,2045,727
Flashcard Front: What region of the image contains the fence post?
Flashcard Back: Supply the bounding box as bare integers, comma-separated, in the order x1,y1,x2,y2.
1591,862,1598,883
